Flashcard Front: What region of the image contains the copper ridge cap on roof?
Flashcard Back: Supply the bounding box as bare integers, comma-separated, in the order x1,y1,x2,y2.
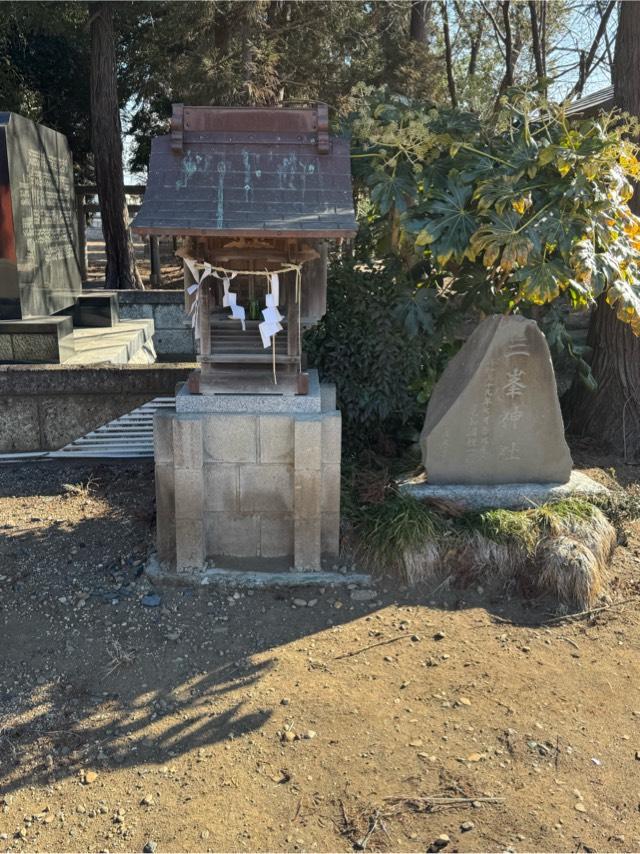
170,102,331,154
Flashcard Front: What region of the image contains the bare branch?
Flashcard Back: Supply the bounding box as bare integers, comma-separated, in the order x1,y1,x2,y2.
570,0,615,97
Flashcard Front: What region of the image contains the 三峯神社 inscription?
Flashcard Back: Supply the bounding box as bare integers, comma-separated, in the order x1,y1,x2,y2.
420,314,573,485
0,112,81,319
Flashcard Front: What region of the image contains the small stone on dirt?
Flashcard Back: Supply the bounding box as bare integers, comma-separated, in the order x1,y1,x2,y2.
82,770,98,784
350,589,377,602
293,598,307,607
460,821,475,832
433,630,446,640
281,731,296,743
299,729,316,740
143,843,157,853
142,594,161,608
574,802,587,813
141,794,154,806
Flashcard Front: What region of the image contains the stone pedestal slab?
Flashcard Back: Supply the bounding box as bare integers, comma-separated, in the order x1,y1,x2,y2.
154,382,341,574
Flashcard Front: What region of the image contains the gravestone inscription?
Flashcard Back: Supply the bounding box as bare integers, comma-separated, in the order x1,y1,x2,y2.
0,112,81,319
421,314,573,484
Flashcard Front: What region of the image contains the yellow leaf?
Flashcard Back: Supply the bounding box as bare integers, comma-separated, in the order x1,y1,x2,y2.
415,228,434,246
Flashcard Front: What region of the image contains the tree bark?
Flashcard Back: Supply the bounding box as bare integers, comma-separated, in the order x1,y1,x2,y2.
441,2,457,107
410,1,431,42
89,1,143,289
528,1,545,87
566,0,640,461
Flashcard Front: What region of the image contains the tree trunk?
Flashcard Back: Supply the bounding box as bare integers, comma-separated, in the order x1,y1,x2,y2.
89,1,143,289
410,1,431,42
441,2,457,107
566,0,640,460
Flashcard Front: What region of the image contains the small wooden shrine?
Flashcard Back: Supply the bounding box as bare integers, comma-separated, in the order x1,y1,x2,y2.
133,103,357,395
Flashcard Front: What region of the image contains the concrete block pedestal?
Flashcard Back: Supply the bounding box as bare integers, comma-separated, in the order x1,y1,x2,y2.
154,371,341,575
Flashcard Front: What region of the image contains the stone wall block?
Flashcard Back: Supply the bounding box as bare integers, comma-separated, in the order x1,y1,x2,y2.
320,383,337,412
155,463,176,566
172,416,203,469
321,412,342,465
240,464,293,512
294,469,321,519
205,513,260,558
174,467,204,520
153,303,186,329
154,410,175,464
175,519,205,570
204,414,257,463
321,512,340,558
204,463,239,511
259,415,294,463
260,514,294,558
321,464,341,514
294,417,322,470
294,517,322,570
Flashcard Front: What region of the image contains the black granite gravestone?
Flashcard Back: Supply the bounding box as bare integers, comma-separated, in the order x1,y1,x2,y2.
0,112,81,320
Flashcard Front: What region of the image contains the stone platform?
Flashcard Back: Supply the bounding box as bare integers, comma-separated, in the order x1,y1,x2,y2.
175,368,323,414
399,470,609,512
154,376,341,574
146,554,372,590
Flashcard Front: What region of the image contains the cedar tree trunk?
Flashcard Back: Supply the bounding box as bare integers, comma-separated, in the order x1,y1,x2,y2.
89,1,143,289
566,0,640,461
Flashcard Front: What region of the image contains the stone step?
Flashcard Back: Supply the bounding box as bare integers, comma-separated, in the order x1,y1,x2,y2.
62,290,120,328
0,315,75,363
64,318,156,365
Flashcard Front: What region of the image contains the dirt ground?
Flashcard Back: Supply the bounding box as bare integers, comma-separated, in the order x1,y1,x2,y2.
2,456,640,853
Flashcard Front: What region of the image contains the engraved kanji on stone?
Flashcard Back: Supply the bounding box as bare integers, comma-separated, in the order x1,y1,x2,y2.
503,368,526,399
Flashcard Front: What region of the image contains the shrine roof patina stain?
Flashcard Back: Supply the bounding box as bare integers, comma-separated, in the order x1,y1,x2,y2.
132,104,357,239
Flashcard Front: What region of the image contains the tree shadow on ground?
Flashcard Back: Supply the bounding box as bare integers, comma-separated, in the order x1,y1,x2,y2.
0,459,626,797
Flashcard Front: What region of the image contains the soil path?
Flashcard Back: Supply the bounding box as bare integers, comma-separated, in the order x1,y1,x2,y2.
1,461,640,852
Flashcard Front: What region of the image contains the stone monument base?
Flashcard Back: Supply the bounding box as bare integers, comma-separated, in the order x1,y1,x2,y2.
398,470,609,512
154,371,341,573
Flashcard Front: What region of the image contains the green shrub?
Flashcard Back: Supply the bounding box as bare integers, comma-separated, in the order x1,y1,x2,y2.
305,256,446,450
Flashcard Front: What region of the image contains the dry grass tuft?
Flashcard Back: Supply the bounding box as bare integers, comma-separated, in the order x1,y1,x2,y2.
353,493,617,611
536,535,606,610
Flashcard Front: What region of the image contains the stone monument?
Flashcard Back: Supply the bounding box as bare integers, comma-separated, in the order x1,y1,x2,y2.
421,314,572,484
0,111,81,319
0,112,155,365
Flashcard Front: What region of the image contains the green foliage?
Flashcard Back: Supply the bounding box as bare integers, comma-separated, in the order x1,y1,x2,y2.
304,256,451,449
349,487,607,576
350,489,449,573
0,2,92,175
348,87,640,335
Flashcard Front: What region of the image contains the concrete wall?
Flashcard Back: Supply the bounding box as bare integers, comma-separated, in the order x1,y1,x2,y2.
117,290,196,360
0,364,192,452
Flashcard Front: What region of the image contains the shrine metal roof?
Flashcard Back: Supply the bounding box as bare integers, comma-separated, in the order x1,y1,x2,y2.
565,85,615,118
132,104,357,239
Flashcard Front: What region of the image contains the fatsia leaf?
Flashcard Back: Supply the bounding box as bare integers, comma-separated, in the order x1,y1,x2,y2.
411,177,478,265
470,211,533,272
606,277,640,333
512,256,572,304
